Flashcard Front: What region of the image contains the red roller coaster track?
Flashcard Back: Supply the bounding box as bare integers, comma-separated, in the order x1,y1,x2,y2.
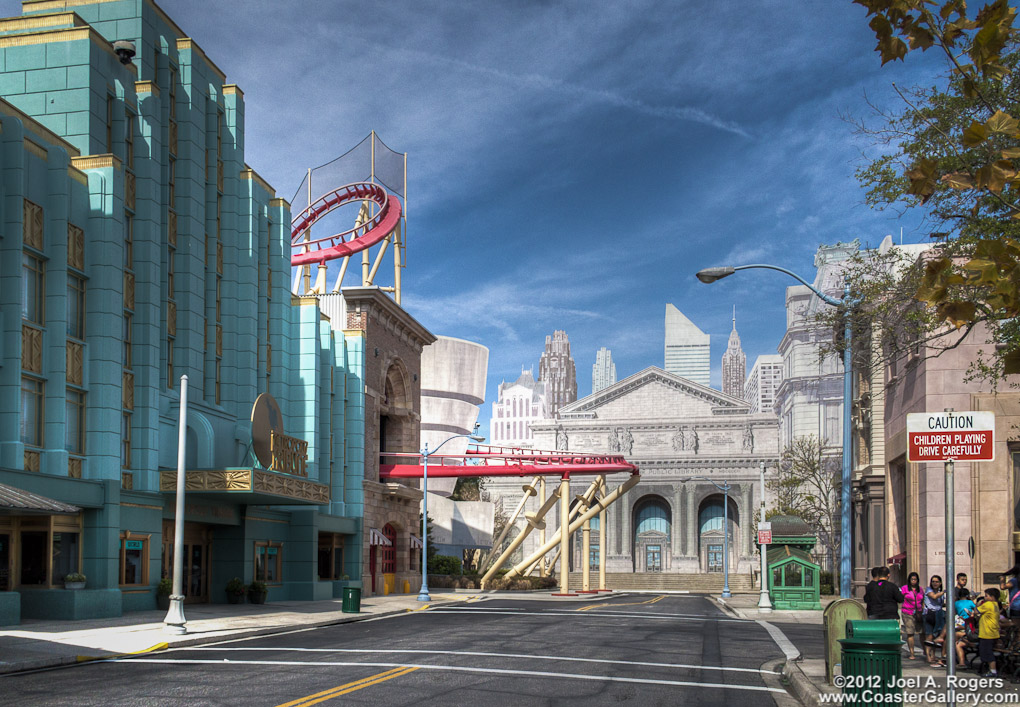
378,445,638,480
290,182,402,267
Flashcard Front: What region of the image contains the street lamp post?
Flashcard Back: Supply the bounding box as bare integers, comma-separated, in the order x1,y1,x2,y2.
683,476,732,599
696,263,855,599
758,461,773,613
418,423,485,602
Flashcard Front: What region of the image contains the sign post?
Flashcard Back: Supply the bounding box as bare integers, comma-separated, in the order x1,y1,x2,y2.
907,409,995,707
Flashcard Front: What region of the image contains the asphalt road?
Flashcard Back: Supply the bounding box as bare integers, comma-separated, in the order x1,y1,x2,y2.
1,594,795,706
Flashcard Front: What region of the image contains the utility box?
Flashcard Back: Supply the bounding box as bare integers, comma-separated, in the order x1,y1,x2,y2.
823,598,867,684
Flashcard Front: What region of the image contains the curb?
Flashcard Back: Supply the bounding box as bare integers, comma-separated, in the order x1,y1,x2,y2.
0,604,437,677
783,660,822,707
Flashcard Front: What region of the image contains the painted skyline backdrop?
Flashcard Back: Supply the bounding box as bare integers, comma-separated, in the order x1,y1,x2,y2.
0,0,944,439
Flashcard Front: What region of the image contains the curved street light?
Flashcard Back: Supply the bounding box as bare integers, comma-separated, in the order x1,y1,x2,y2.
682,476,732,599
696,262,855,599
418,423,485,602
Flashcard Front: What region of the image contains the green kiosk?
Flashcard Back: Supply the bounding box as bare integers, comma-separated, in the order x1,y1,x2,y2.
765,515,822,610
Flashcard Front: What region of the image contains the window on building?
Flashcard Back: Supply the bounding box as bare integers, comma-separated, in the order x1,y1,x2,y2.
21,252,44,325
124,213,134,270
123,312,133,369
105,93,113,153
52,531,80,582
65,389,85,454
823,402,842,447
167,338,174,390
381,524,396,573
67,273,85,340
255,542,282,583
124,109,135,169
122,412,131,469
119,532,149,586
20,377,44,447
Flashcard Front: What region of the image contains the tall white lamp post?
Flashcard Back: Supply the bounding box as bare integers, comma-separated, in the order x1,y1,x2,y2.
164,375,189,634
758,461,773,613
697,263,855,599
418,423,485,602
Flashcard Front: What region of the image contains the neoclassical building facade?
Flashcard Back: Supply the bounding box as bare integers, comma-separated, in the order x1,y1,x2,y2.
518,367,780,575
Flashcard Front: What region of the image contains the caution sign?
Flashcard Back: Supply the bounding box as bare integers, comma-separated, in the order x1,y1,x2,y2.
758,522,771,546
907,411,995,463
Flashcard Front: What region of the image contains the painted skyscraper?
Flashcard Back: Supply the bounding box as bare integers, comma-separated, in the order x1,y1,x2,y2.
592,347,617,393
664,304,710,386
745,354,783,414
538,330,577,416
721,309,746,400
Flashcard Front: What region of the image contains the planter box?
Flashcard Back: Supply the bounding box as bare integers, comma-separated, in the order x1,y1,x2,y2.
64,582,86,590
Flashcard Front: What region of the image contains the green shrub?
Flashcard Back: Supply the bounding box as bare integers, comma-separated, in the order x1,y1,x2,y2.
428,555,462,575
225,577,246,595
157,578,173,596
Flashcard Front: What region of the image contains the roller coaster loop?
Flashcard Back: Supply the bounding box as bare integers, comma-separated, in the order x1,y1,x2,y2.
290,182,402,267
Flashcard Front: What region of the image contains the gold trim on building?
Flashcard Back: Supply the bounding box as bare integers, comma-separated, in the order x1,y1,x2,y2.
223,84,244,98
241,167,275,196
269,197,291,210
159,469,329,504
0,25,136,72
134,80,159,96
22,324,43,373
292,295,321,307
67,166,88,185
0,11,85,32
71,153,122,171
23,138,47,160
175,38,227,83
66,341,84,385
24,449,40,473
68,457,82,479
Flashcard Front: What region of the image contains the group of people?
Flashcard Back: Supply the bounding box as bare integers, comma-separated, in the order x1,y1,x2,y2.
864,565,1020,676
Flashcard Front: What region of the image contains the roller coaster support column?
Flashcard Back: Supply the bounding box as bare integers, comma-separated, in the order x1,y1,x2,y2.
480,484,560,589
553,475,576,596
508,475,641,581
539,478,547,574
598,476,608,592
527,478,601,577
481,476,540,573
581,515,592,593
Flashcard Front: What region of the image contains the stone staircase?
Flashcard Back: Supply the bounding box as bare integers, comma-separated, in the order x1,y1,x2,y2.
566,572,757,593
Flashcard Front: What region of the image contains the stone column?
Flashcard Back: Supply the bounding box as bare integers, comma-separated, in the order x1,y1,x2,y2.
672,483,682,561
621,492,632,570
685,484,697,563
742,482,753,559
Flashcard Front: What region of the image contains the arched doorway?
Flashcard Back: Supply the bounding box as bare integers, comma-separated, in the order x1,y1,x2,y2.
633,496,671,573
697,496,739,573
379,361,411,467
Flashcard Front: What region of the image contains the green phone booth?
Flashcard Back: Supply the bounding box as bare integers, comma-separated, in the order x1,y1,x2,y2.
767,544,822,610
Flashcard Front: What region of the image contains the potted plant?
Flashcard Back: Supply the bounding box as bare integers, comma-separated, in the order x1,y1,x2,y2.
156,578,173,610
225,577,246,604
248,579,267,605
63,572,86,590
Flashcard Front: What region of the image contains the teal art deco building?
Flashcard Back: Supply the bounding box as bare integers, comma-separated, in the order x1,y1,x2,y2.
0,0,364,623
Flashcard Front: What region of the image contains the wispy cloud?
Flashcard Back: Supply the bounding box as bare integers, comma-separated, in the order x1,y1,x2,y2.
383,45,752,139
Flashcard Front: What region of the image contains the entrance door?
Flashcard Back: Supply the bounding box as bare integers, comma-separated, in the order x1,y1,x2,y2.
162,521,212,603
645,545,662,573
707,544,723,572
0,534,8,591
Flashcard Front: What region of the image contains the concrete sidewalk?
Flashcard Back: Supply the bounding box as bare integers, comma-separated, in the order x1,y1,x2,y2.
0,589,616,676
719,594,1020,707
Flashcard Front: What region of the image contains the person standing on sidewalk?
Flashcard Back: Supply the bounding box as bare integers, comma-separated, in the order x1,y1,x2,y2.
864,566,903,620
901,572,925,660
923,574,947,666
975,587,1002,677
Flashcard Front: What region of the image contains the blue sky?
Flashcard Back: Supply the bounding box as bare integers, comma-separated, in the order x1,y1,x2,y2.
3,0,944,439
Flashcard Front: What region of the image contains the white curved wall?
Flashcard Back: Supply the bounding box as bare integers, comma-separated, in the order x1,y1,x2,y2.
420,336,489,496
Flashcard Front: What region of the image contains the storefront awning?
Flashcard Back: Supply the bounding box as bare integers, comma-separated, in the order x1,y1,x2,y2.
887,552,906,566
409,534,423,549
0,481,80,515
369,528,392,546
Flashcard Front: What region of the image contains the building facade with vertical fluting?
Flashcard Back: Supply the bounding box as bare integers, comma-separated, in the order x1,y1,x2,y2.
537,330,576,417
0,0,361,623
592,346,616,394
721,313,746,400
664,304,710,387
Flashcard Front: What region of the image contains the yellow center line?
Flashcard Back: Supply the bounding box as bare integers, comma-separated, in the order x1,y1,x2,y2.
575,594,666,611
275,666,419,707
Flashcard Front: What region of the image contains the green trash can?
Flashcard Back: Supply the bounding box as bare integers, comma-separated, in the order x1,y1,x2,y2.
838,619,903,705
341,586,361,613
